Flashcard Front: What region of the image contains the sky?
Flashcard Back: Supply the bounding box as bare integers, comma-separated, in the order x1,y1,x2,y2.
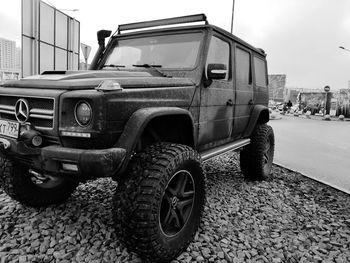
0,0,349,90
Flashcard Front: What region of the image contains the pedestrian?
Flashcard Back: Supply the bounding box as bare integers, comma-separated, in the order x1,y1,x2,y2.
287,100,292,113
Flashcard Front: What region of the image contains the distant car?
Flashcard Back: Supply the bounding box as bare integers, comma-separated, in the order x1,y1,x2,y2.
268,100,276,108
290,104,299,113
276,103,284,112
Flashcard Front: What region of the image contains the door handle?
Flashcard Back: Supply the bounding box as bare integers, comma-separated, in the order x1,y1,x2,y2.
226,99,234,106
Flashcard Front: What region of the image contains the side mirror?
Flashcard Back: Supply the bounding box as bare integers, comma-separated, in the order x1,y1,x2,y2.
207,63,227,80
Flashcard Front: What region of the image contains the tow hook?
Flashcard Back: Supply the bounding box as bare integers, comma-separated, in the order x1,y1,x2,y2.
0,138,10,150
29,169,63,188
29,169,48,181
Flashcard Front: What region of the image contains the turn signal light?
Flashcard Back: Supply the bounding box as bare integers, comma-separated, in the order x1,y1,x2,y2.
61,131,91,138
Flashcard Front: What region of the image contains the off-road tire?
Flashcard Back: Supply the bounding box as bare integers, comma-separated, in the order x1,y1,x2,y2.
113,143,206,263
0,157,79,207
240,124,275,180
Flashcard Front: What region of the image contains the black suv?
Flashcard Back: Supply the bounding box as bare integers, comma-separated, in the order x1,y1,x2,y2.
0,14,274,262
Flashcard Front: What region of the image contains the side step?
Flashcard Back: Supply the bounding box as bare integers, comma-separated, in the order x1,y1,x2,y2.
200,139,250,162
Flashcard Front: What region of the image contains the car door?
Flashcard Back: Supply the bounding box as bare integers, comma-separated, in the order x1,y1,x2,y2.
198,34,234,149
232,45,254,138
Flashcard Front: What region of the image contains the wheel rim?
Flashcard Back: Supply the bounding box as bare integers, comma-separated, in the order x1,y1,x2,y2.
29,169,63,189
159,170,195,237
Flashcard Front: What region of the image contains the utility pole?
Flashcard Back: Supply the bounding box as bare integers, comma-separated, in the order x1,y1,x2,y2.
324,86,331,115
230,0,235,33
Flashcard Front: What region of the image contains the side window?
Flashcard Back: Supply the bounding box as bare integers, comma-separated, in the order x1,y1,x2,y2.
254,56,267,87
206,36,230,80
235,48,251,85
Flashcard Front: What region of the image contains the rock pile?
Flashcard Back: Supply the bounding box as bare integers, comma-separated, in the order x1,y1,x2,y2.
0,152,349,262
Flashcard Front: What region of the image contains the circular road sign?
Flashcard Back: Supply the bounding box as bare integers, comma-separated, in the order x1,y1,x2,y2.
324,86,330,92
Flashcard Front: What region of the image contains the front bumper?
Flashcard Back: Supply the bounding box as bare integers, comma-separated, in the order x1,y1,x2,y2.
0,137,126,178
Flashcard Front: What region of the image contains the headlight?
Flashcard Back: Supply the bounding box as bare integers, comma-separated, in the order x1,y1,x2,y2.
74,101,92,126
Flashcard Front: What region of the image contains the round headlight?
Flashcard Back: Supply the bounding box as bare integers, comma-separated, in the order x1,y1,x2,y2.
75,101,92,126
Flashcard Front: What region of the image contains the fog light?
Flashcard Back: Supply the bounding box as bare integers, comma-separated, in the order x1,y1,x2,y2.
20,129,43,147
62,163,79,172
32,135,43,147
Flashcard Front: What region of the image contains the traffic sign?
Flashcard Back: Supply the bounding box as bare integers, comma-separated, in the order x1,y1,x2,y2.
324,85,330,92
80,43,91,61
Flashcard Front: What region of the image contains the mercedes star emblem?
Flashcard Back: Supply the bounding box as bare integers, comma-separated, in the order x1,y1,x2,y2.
15,99,30,123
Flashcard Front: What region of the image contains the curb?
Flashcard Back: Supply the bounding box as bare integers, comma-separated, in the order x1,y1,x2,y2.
273,161,350,195
281,114,350,122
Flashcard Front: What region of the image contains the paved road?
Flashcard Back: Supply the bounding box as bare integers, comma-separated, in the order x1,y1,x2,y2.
269,116,350,194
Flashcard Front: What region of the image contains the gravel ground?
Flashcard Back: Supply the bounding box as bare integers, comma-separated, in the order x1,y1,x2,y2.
1,152,350,263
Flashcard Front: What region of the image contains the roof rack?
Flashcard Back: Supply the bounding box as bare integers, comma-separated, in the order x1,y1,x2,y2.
116,14,208,34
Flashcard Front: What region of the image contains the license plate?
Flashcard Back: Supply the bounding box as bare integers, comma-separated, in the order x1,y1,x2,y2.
0,119,20,139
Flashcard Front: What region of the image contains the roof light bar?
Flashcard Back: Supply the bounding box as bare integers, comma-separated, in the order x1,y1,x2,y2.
117,14,208,34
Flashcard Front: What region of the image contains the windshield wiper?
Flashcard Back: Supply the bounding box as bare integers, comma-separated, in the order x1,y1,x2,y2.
102,64,126,68
132,64,168,77
133,63,162,68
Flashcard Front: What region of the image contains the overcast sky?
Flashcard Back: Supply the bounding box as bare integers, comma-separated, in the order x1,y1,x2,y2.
1,0,349,90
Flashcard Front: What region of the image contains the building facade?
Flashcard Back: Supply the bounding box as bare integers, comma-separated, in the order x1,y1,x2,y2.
268,74,286,102
335,89,350,117
15,47,21,70
0,37,21,84
0,37,17,70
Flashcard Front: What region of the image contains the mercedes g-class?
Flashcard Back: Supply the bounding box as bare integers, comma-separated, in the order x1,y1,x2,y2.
0,14,274,262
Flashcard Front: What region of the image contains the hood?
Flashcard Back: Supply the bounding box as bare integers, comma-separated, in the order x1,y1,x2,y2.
1,70,195,90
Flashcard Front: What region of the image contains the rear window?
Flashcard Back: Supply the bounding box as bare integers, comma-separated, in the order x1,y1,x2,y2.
254,56,267,87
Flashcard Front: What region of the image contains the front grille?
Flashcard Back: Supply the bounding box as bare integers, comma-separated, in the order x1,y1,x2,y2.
0,96,55,129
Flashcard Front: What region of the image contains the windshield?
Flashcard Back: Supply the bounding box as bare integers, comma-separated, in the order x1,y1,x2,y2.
103,32,203,69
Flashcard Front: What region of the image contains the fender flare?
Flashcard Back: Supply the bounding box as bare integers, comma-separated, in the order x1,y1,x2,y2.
115,107,195,174
243,105,270,137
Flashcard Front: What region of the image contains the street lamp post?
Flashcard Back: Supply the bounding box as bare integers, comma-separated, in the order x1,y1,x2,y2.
324,86,331,115
339,46,350,53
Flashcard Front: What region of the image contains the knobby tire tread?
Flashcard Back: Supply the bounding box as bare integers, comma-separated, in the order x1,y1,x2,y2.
113,142,206,262
0,157,78,207
240,124,275,180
